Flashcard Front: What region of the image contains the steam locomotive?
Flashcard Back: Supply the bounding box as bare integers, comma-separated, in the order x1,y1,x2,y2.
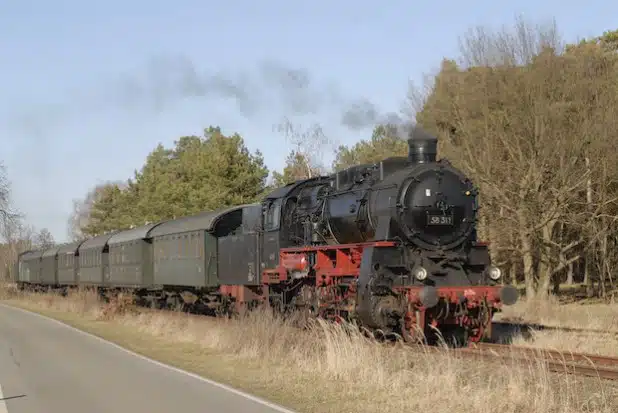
17,127,518,345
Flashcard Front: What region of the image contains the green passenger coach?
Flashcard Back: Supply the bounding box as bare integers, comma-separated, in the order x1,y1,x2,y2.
149,205,252,288
108,222,165,288
78,233,116,286
57,241,84,285
40,245,61,285
18,250,43,283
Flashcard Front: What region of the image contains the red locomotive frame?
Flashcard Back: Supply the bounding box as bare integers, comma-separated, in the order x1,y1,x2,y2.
222,240,506,344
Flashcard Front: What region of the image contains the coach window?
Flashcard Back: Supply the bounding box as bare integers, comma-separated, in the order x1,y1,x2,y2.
191,233,198,258
264,199,282,231
158,241,165,261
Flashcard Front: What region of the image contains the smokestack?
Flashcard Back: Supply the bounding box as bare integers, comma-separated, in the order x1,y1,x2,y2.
407,127,437,164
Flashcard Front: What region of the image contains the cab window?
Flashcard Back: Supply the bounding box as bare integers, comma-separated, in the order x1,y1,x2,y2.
264,199,282,231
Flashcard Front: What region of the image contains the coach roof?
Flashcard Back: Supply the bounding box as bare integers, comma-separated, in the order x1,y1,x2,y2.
78,232,117,252
149,204,256,238
57,240,86,255
41,245,61,258
107,222,166,246
20,250,44,260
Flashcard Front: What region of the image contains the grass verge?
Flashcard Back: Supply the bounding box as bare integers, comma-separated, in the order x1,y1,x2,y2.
1,284,617,413
496,294,618,332
494,296,618,357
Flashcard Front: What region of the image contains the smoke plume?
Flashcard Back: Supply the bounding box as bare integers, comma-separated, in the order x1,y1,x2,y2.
6,54,413,136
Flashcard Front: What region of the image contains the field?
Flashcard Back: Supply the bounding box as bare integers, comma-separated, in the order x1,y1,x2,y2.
1,283,617,413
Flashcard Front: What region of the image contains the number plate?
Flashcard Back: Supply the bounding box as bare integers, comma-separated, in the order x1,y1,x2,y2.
427,214,454,226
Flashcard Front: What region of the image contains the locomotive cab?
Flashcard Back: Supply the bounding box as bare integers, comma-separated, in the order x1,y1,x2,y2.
259,176,333,269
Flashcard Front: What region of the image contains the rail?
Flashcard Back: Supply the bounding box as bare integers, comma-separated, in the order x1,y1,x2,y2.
494,320,618,336
456,342,618,381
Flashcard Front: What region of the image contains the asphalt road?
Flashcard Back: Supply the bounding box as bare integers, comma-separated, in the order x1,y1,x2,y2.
0,304,295,413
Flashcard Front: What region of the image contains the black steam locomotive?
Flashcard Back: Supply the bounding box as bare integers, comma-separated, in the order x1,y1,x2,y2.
17,127,517,345
263,127,518,343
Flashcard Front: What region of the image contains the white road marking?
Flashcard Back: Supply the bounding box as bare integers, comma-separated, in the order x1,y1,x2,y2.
0,384,9,413
0,304,296,413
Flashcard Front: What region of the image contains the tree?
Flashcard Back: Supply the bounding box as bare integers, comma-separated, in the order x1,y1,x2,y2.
562,29,618,297
332,124,408,171
413,17,618,298
273,117,335,178
81,182,135,236
67,181,128,241
0,217,34,282
0,161,20,234
566,29,618,53
190,126,270,208
271,151,322,188
134,127,269,219
0,162,30,281
34,228,55,249
80,126,270,236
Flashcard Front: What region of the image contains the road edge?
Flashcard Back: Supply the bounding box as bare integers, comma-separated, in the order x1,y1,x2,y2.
0,303,297,413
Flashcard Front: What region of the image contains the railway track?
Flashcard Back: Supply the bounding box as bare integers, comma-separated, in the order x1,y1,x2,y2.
456,342,618,381
494,320,618,337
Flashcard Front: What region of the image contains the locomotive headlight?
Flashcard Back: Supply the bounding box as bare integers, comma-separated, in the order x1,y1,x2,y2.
413,267,428,281
488,266,502,281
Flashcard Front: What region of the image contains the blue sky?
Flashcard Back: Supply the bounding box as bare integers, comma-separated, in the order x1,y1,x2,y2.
1,1,616,243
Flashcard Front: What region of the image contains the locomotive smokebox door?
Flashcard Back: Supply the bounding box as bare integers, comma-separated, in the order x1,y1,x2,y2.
392,128,477,251
398,168,476,251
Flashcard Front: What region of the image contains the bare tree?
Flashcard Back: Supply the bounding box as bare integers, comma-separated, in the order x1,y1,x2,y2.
457,16,563,68
0,161,28,282
67,197,91,242
413,17,618,299
67,181,128,241
0,162,21,232
272,116,337,178
34,228,55,249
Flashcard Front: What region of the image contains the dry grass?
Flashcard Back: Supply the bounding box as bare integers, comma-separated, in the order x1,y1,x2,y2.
1,283,617,413
494,295,618,358
496,295,618,331
511,329,618,358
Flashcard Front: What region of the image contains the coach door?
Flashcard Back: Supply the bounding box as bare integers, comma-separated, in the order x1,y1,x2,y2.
244,206,261,286
261,199,281,270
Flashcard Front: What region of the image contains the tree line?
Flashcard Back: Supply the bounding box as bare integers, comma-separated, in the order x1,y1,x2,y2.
414,20,618,299
2,17,617,300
